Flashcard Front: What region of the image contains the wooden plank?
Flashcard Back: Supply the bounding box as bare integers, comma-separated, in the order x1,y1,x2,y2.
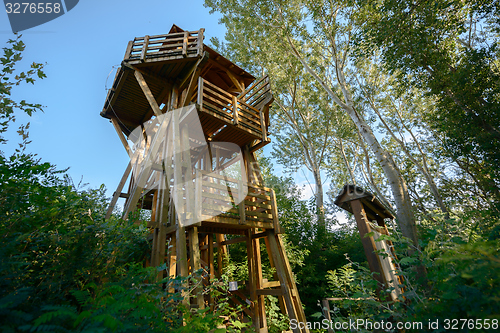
238,99,261,116
134,70,163,117
256,289,283,296
237,111,261,126
204,79,234,101
204,215,274,230
247,191,271,201
204,85,234,106
249,139,271,153
203,97,232,117
140,35,150,62
270,189,282,233
262,281,281,288
221,236,247,246
254,234,267,331
252,231,268,240
176,225,189,306
240,75,267,98
216,233,226,277
197,77,204,107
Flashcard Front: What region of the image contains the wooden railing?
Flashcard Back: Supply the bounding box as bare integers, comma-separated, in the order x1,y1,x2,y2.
239,75,272,109
194,170,279,229
125,30,204,63
194,77,264,138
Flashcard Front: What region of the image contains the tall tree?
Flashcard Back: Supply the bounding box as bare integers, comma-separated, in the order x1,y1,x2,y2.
358,0,500,200
206,0,421,248
211,27,339,229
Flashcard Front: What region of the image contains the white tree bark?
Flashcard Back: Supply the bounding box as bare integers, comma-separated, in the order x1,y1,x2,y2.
284,35,420,248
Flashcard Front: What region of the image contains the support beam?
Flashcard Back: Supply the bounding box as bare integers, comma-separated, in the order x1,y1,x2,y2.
111,117,131,157
350,199,385,288
134,70,163,117
226,69,244,92
105,161,132,220
189,227,204,309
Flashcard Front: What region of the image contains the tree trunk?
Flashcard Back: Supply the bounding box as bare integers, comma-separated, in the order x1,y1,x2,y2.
348,104,419,248
285,37,420,248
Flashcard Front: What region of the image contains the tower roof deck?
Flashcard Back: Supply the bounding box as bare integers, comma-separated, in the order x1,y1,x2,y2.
101,25,273,151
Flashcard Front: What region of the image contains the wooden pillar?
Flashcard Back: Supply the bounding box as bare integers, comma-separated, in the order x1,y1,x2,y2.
167,235,177,293
253,235,267,331
189,227,204,309
350,199,385,288
246,230,260,330
208,233,215,311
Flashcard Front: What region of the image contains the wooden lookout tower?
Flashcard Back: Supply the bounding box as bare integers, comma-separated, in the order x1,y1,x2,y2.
101,25,308,332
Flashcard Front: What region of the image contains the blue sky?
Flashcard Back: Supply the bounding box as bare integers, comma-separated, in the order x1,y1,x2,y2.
1,0,326,206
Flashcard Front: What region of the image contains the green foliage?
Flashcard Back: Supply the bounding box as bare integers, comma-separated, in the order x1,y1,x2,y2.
318,212,500,332
0,36,45,144
358,0,500,201
0,152,243,332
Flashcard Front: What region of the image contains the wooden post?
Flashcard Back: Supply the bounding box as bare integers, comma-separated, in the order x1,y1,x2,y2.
233,96,239,125
140,35,149,62
124,40,133,60
322,300,334,333
208,233,215,311
197,28,205,57
246,229,260,330
216,233,227,277
253,235,267,331
151,190,159,267
259,107,267,141
168,235,177,293
270,188,282,233
189,227,204,309
155,188,168,281
350,199,385,289
197,77,204,107
172,109,189,306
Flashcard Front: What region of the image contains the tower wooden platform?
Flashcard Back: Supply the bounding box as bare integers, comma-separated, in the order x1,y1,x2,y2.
101,25,308,333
